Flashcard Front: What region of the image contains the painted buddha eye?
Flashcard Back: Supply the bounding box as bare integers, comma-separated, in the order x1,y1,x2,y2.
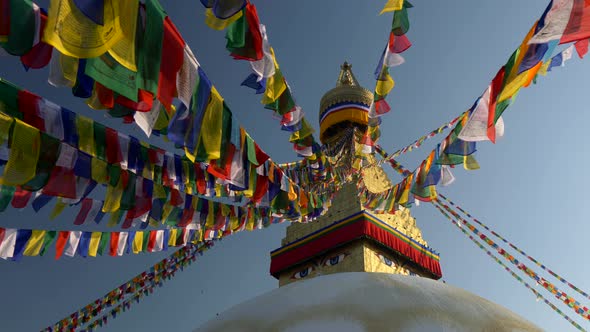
324,253,347,267
376,253,395,267
292,266,314,279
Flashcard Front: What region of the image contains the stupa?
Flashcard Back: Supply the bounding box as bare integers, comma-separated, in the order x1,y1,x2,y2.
195,63,542,332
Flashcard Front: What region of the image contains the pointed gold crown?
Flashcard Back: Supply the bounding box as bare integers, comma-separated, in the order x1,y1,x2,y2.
319,62,374,143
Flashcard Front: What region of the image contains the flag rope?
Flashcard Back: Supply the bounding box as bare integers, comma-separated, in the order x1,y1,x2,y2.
431,202,585,332
438,193,590,302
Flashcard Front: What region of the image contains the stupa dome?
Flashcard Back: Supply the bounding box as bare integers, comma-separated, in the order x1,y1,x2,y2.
195,272,541,332
319,62,374,143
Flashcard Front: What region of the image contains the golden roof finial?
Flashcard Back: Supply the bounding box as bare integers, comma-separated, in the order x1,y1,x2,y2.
336,61,359,87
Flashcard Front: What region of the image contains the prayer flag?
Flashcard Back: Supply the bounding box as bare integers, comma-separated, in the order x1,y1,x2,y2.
43,0,124,58
380,0,404,15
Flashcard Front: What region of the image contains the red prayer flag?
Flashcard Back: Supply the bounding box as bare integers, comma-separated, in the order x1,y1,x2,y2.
170,188,183,206
109,232,119,256
105,127,122,164
375,99,391,115
95,82,114,108
11,187,32,208
575,39,589,58
157,17,185,111
55,231,69,260
115,89,153,112
251,174,268,204
254,143,270,165
20,13,53,69
74,198,93,225
147,231,157,252
18,90,45,131
388,32,412,53
43,167,78,199
487,67,505,143
560,0,590,44
0,0,9,39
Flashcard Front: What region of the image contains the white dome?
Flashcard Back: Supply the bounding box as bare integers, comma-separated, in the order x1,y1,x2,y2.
195,272,541,332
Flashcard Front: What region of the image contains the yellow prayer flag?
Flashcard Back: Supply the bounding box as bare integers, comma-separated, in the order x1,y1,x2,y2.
153,184,167,199
23,230,46,256
205,8,243,30
108,0,139,72
201,87,224,160
289,119,314,142
229,215,239,231
288,185,297,202
88,232,102,257
398,174,413,206
133,231,143,253
50,199,67,219
463,155,480,170
0,119,40,186
102,177,124,213
185,146,197,163
498,61,542,103
0,112,14,145
76,116,96,156
205,200,215,229
162,203,174,224
375,71,395,96
59,53,79,86
246,213,255,231
107,210,123,227
86,87,109,110
168,229,177,247
261,69,286,104
43,0,124,58
380,0,404,15
538,61,551,77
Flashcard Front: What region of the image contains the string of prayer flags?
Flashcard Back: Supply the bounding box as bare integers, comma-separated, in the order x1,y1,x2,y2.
361,3,588,213
431,203,586,332
434,199,590,322
0,78,326,224
364,1,414,153
529,0,590,45
438,193,590,302
0,226,205,261
198,1,326,182
43,242,212,331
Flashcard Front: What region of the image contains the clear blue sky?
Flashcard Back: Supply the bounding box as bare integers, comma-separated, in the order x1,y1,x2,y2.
1,1,589,331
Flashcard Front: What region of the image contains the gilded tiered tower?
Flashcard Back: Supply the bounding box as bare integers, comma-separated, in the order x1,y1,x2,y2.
270,63,442,287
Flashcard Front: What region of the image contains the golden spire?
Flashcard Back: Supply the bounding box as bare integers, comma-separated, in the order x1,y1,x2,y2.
336,61,360,87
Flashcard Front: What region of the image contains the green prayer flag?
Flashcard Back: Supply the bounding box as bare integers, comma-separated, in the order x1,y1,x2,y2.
0,185,14,212
107,164,121,187
142,231,150,251
3,0,35,55
22,133,61,191
98,233,110,256
39,231,57,256
264,88,295,116
93,122,107,161
85,54,140,102
245,134,258,165
141,0,166,94
391,0,413,36
225,9,246,51
107,210,124,227
120,172,136,211
0,79,21,119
